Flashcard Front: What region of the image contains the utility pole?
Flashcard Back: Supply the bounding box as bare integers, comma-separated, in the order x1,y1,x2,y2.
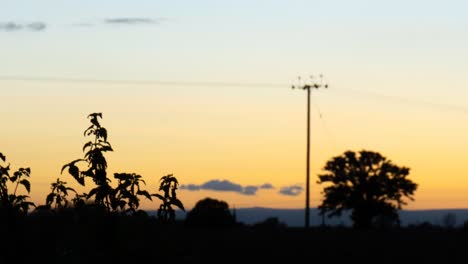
292,75,328,229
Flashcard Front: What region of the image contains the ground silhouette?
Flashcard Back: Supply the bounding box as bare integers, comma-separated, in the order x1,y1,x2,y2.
2,209,468,263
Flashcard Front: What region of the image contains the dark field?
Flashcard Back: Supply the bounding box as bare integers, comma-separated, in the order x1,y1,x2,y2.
2,213,468,264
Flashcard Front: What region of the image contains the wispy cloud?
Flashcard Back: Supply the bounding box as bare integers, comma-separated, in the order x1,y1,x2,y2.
180,179,275,196
104,17,164,25
72,17,166,28
279,185,303,196
0,22,46,32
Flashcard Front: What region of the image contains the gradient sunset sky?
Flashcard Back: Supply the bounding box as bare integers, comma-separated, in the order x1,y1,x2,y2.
1,0,467,211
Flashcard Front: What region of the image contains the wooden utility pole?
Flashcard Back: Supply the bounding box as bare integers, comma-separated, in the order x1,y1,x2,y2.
292,75,328,229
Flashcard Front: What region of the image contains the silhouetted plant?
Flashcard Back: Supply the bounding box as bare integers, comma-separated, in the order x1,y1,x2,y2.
0,152,35,216
184,197,235,227
112,172,152,214
317,149,417,229
153,174,184,223
45,178,77,210
61,112,115,211
61,113,156,216
71,192,88,208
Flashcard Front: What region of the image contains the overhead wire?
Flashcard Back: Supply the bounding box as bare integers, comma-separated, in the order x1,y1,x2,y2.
1,75,467,114
0,75,287,88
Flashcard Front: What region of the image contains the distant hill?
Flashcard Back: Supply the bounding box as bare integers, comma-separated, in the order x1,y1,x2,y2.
168,208,468,227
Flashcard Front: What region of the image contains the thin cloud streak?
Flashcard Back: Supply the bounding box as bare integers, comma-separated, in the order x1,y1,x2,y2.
0,22,46,32
104,17,164,25
71,17,166,28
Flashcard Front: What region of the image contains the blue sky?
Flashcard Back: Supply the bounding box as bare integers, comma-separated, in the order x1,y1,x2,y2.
3,0,468,89
3,0,467,124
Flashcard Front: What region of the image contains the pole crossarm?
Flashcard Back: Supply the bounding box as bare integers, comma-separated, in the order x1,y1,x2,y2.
291,75,328,90
291,74,328,229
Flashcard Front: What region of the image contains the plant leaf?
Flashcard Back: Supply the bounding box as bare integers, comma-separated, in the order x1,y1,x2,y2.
97,127,107,142
171,198,185,211
152,193,165,201
66,187,76,194
82,141,93,152
20,179,31,193
61,159,83,174
68,165,80,178
87,188,98,199
84,125,94,137
46,193,55,206
137,190,152,201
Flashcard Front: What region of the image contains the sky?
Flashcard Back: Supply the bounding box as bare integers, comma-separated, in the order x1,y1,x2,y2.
1,0,468,211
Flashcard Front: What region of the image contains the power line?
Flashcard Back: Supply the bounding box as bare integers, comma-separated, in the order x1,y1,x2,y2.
1,75,467,114
333,86,468,114
0,75,288,88
312,101,339,152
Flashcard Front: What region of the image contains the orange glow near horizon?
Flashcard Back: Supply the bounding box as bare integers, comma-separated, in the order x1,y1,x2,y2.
1,80,467,212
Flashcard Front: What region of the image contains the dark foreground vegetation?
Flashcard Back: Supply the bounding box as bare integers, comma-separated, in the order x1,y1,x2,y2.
1,112,466,263
2,211,468,264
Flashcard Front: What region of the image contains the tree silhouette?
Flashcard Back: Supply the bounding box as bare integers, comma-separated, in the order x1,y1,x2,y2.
153,174,184,223
184,197,236,227
317,150,417,229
